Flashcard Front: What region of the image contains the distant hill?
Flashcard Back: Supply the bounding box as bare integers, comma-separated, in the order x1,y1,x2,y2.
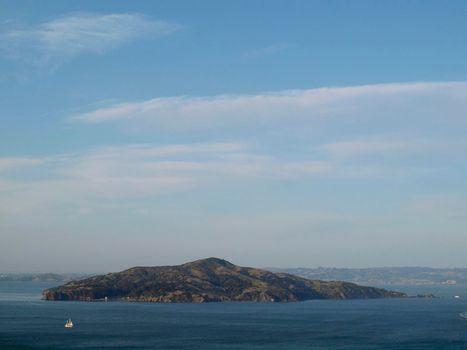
0,273,91,283
268,267,467,285
42,258,406,302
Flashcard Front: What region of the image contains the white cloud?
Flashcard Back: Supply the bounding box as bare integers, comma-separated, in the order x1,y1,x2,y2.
0,13,180,65
68,82,467,131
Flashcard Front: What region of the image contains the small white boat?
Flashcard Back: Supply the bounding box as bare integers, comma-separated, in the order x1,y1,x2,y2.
65,318,73,328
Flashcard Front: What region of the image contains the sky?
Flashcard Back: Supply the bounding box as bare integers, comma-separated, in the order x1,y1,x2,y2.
1,0,467,272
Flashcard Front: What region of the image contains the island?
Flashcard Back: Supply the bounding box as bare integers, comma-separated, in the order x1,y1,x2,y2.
42,257,407,302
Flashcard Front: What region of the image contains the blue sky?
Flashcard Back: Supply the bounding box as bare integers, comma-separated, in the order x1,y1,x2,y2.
1,0,467,272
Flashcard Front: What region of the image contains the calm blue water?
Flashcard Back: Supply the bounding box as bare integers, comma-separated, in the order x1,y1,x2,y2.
1,282,467,349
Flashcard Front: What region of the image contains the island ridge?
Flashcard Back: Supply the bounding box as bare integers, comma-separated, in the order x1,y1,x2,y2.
43,258,407,302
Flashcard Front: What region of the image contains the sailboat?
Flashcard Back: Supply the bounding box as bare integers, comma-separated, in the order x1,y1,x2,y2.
65,318,73,328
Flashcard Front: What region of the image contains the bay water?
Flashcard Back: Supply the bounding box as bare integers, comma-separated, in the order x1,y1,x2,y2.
1,282,467,349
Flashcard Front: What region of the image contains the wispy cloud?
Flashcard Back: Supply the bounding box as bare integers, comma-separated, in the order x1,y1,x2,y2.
0,13,180,66
68,82,467,130
0,157,44,172
0,143,335,215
